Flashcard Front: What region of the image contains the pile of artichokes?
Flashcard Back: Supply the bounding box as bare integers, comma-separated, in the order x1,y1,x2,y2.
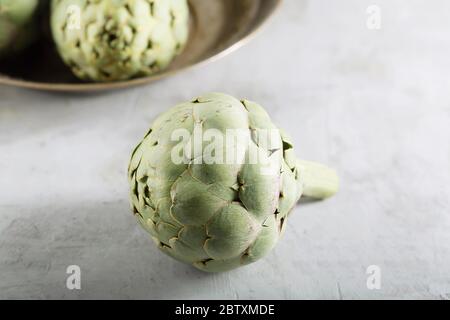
129,93,339,272
0,0,190,82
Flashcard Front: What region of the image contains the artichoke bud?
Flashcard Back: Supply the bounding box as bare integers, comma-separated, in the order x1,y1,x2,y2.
0,0,43,58
129,93,339,272
50,0,190,82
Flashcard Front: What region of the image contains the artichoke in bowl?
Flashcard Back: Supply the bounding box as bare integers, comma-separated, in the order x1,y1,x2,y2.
0,0,41,58
129,93,339,272
50,0,190,82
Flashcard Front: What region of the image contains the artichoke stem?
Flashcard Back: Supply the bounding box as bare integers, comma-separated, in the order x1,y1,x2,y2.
296,160,339,200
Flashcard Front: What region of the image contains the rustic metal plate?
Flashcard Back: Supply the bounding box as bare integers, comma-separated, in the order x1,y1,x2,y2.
0,0,281,92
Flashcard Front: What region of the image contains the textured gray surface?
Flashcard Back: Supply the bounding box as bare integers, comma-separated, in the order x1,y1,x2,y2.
1,0,450,299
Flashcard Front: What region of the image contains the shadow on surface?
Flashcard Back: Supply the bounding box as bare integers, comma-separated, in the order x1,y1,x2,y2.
0,199,223,299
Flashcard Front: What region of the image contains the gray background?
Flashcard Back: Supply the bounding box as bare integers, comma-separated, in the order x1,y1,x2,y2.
1,0,449,299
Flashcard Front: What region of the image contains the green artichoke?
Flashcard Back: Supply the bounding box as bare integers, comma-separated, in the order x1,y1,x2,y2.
50,0,190,82
129,93,339,272
0,0,41,58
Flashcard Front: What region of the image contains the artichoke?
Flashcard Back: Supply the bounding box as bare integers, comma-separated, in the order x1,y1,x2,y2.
50,0,190,82
0,0,41,58
129,93,339,272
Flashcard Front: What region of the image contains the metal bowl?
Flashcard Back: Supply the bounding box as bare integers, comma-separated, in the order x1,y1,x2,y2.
0,0,281,92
